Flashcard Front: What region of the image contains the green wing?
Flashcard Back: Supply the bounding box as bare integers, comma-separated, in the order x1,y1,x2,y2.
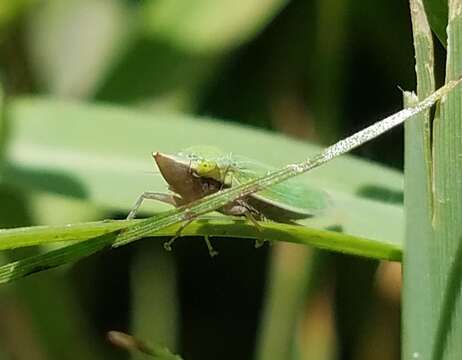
178,145,226,161
230,156,331,216
177,147,331,216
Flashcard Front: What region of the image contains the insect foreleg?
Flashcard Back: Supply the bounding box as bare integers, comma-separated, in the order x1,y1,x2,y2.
126,192,181,220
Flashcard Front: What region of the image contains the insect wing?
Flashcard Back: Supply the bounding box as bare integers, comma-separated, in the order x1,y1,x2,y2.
177,148,331,216
231,156,331,216
178,146,225,161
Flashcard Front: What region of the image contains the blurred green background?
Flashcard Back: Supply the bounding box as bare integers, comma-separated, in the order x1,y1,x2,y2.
0,0,429,359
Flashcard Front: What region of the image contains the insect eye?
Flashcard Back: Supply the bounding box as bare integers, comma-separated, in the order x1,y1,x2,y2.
197,160,218,176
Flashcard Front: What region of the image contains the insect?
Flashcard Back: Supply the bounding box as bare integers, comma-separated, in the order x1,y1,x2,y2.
127,146,331,256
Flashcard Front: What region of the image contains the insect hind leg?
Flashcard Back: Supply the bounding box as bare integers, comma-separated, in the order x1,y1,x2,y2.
222,200,268,248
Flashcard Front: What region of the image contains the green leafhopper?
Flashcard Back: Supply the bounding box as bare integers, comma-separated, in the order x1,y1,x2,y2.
127,146,331,256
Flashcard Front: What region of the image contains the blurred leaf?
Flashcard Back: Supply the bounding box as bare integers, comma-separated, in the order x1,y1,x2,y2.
423,0,448,46
255,244,316,360
12,275,106,360
1,83,32,229
140,0,289,53
311,0,349,142
95,37,218,109
107,331,182,359
3,97,404,244
25,0,130,97
97,0,290,108
131,244,178,359
0,186,31,228
0,0,35,35
333,254,378,359
0,81,5,166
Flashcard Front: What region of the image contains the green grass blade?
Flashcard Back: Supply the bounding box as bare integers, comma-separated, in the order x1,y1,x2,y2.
0,219,401,260
402,0,436,358
431,1,462,358
0,232,116,284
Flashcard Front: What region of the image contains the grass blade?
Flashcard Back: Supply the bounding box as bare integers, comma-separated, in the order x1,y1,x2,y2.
402,0,436,358
430,0,462,358
0,219,401,260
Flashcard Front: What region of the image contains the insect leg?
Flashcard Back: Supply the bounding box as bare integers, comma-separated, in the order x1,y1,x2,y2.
243,211,267,248
219,164,232,190
222,200,268,248
204,235,219,257
126,192,180,220
163,217,219,257
163,218,194,251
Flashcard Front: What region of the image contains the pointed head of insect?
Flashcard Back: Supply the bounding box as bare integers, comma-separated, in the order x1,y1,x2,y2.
152,152,222,203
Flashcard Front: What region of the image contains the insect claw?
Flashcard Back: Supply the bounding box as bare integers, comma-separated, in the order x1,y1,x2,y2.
243,211,268,248
163,237,177,251
209,249,219,257
254,238,273,248
163,218,195,252
254,238,266,248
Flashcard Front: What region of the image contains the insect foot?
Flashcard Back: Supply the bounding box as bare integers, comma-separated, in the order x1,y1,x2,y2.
254,235,272,248
163,235,179,251
242,211,269,248
254,238,266,248
204,236,219,258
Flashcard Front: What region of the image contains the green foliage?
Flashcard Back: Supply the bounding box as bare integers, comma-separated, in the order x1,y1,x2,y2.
140,0,289,53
